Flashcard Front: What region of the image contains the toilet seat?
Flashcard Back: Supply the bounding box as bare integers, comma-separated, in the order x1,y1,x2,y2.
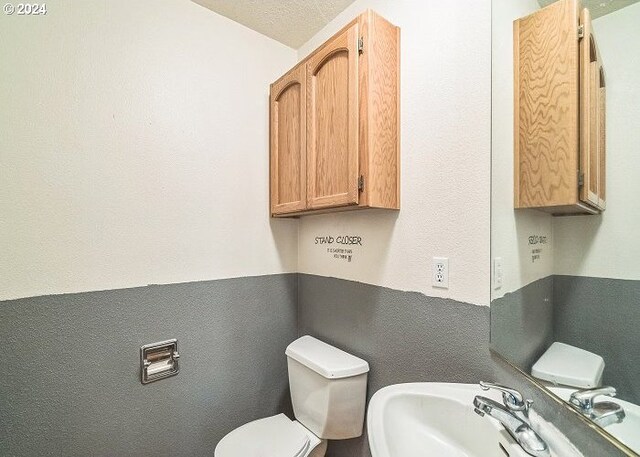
215,413,315,457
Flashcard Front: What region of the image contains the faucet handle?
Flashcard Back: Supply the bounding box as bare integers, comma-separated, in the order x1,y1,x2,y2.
569,386,617,412
479,381,528,412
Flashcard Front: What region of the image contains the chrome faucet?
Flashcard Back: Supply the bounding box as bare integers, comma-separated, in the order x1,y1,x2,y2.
480,381,532,418
473,382,550,457
569,386,625,427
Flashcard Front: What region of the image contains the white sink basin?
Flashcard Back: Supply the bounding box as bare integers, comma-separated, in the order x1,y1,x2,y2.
367,383,530,457
367,383,584,457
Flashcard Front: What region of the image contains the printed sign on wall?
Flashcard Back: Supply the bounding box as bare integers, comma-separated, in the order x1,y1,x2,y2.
528,234,548,263
314,235,363,263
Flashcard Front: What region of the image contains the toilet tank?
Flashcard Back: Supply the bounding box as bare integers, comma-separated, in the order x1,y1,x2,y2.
285,336,369,440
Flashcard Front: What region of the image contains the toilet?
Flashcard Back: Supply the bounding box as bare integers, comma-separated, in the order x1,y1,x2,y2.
215,335,370,457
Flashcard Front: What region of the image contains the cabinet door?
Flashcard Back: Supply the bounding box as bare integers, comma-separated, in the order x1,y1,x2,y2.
270,65,307,215
513,0,580,209
579,8,602,209
306,23,360,209
598,65,606,208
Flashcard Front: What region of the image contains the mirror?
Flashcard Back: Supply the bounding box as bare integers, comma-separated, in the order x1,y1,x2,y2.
491,0,640,454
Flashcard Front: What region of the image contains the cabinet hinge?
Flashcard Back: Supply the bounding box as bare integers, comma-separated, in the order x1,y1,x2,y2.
578,172,585,187
358,175,365,192
358,37,364,54
578,24,584,40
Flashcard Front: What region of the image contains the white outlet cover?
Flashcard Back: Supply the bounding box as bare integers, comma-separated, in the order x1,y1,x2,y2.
432,257,449,289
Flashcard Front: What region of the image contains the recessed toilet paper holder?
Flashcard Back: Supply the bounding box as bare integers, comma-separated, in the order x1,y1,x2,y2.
140,339,180,384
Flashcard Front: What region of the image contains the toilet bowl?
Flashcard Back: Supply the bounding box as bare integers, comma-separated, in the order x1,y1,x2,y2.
215,336,369,457
214,414,327,457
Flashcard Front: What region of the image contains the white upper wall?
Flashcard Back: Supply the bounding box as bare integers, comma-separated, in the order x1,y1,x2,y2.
296,0,492,306
553,3,640,279
1,0,494,304
491,0,554,300
0,0,298,300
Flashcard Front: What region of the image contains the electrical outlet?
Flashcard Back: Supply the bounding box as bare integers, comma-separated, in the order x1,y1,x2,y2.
493,257,503,290
432,257,449,289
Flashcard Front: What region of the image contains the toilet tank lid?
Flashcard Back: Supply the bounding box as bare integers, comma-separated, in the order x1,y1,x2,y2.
531,342,604,389
286,336,369,379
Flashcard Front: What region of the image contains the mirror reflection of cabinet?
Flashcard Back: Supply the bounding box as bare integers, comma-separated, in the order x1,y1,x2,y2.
513,0,606,215
494,0,640,453
270,10,400,218
580,7,606,211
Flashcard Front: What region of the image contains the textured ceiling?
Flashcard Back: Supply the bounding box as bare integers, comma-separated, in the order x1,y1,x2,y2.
191,0,358,48
538,0,640,18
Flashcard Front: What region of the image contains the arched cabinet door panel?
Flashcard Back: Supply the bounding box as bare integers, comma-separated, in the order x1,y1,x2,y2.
270,65,307,215
579,7,606,210
306,23,360,210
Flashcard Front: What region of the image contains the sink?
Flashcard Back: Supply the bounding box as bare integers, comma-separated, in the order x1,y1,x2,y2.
367,383,582,457
367,383,529,457
548,386,640,453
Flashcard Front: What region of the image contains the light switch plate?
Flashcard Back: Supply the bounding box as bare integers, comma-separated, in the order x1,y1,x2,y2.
493,257,503,290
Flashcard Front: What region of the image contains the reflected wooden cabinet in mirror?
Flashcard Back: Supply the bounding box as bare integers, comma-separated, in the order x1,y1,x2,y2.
514,0,606,215
269,10,400,218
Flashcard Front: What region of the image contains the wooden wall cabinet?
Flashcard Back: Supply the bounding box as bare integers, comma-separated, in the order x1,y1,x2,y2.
270,10,400,217
514,0,606,215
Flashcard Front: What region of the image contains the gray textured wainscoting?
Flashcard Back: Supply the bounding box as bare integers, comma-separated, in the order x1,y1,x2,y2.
1,273,631,457
0,274,297,457
554,275,640,406
491,276,554,372
297,274,494,457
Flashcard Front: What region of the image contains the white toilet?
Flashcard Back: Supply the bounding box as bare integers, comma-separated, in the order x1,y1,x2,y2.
215,335,370,457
